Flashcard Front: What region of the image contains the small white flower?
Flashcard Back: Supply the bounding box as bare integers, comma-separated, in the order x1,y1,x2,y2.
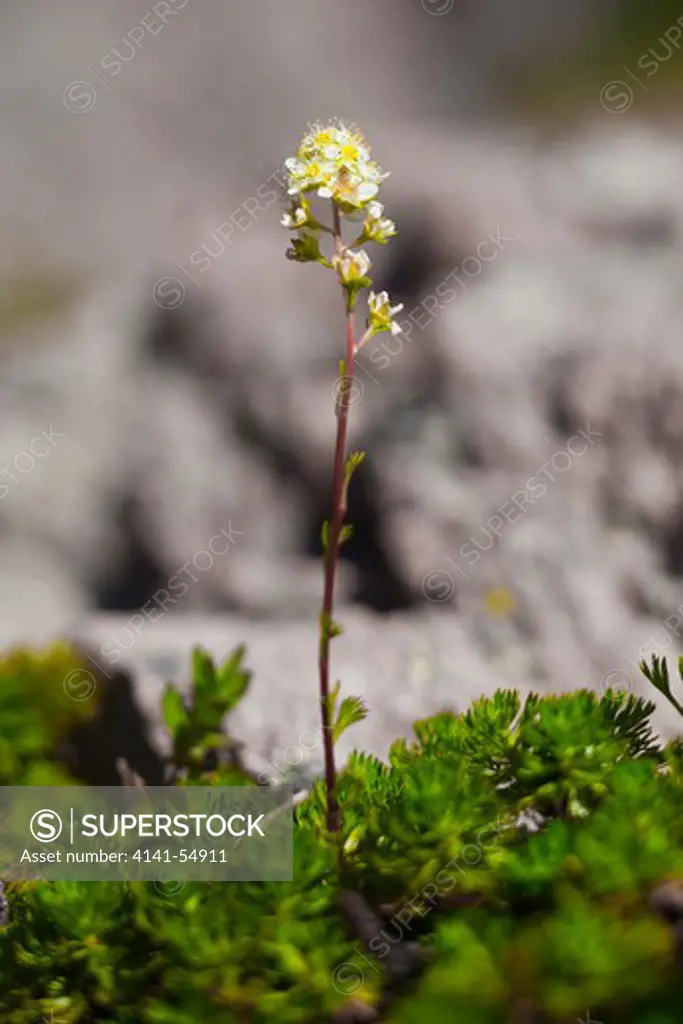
335,248,372,287
367,290,403,336
364,203,396,244
281,206,308,229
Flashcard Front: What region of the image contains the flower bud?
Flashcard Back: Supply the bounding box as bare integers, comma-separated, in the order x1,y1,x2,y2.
286,231,322,263
366,290,403,336
334,248,372,288
281,204,309,230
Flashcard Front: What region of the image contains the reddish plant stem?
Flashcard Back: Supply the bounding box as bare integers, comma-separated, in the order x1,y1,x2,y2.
318,205,356,834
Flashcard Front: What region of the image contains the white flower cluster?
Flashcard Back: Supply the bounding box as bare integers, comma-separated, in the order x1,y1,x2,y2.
282,120,402,338
285,121,388,209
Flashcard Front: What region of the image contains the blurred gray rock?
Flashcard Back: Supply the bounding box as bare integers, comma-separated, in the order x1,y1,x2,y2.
74,610,683,786
2,1,683,757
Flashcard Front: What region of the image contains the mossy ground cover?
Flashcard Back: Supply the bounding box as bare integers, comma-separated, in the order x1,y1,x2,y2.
1,646,683,1022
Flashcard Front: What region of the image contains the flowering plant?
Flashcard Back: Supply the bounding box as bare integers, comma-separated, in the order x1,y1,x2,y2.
282,121,403,835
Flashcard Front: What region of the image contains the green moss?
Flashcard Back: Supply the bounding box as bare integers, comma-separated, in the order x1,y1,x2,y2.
0,644,100,786
1,650,683,1021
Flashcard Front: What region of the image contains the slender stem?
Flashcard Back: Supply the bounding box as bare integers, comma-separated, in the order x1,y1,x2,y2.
318,203,356,834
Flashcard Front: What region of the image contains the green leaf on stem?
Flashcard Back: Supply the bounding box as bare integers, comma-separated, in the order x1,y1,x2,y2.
320,611,344,644
325,680,342,725
192,648,216,696
339,524,354,546
333,695,369,743
641,656,683,717
345,450,366,487
215,645,250,713
162,685,188,735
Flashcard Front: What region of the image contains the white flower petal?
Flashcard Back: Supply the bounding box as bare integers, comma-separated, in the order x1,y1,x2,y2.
357,182,379,201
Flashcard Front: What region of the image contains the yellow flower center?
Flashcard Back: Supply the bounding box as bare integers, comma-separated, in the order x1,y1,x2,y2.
305,163,323,180
340,143,361,163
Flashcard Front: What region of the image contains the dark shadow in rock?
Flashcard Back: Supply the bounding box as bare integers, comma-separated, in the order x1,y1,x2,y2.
460,435,485,467
543,354,579,439
663,508,683,579
58,653,166,786
145,291,207,368
379,215,465,308
305,460,416,613
224,367,417,613
231,399,315,492
94,494,169,612
140,285,420,614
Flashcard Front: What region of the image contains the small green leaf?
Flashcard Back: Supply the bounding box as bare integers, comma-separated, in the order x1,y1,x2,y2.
641,655,683,717
333,694,369,743
162,685,188,734
344,451,366,496
192,648,216,696
343,825,363,855
321,520,330,551
345,450,366,477
339,524,354,546
216,645,250,712
325,681,342,725
320,612,344,643
277,943,309,979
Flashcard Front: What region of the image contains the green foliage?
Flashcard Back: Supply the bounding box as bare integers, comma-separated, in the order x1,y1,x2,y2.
324,682,369,746
2,651,683,1021
164,646,253,785
640,654,683,718
0,643,100,786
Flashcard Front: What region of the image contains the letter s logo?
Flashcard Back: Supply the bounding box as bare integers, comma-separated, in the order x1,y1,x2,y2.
30,809,63,843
